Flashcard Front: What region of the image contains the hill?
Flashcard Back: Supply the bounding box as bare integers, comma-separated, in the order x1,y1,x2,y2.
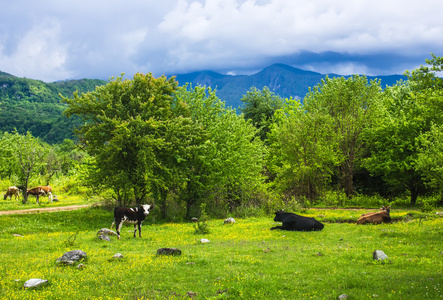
174,64,405,108
0,64,405,143
0,74,107,144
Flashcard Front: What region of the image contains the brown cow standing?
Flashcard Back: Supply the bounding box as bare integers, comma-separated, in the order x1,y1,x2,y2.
27,187,46,204
357,206,391,225
3,186,20,200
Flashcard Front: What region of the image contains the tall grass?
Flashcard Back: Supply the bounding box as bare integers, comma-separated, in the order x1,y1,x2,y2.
0,207,442,299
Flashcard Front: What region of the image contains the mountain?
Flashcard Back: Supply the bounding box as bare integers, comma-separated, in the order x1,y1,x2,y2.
1,64,405,144
174,63,406,108
0,73,107,143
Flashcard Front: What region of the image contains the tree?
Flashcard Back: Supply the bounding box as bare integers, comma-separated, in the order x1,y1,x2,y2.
267,98,338,201
240,86,284,142
363,55,443,204
416,124,443,204
62,73,178,206
304,75,381,197
0,131,48,203
174,85,266,217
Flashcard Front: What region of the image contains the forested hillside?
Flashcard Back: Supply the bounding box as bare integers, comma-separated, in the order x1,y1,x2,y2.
0,64,405,144
0,72,107,143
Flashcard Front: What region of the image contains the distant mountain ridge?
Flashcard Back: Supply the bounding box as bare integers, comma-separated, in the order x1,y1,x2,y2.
0,64,405,143
173,63,406,108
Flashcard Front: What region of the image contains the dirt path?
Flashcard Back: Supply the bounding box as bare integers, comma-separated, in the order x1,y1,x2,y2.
0,204,91,216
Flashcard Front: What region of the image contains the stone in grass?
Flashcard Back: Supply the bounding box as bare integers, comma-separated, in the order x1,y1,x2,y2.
200,238,210,244
157,248,182,256
24,278,48,289
224,217,235,224
56,250,87,265
113,253,124,259
338,294,348,300
373,250,388,261
98,234,111,241
97,228,118,237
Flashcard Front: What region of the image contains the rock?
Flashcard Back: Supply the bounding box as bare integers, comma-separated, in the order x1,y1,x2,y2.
98,235,111,241
436,212,443,216
224,217,235,224
12,233,23,237
97,228,118,236
97,234,109,241
263,247,270,253
77,263,85,269
373,250,388,261
316,252,323,256
200,238,210,244
24,278,48,289
191,217,199,222
187,291,197,297
113,253,123,259
157,248,182,256
56,250,87,265
338,294,348,299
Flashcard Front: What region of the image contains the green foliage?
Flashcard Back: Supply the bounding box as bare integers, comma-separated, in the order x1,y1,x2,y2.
304,75,382,198
62,73,178,207
0,74,106,144
173,85,266,217
363,55,443,204
194,203,210,234
268,98,337,201
240,86,284,142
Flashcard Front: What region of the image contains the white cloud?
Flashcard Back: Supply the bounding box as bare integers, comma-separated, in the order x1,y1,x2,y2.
1,0,442,81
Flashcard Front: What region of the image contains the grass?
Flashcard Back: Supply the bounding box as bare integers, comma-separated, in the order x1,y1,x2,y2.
0,207,442,299
0,194,100,211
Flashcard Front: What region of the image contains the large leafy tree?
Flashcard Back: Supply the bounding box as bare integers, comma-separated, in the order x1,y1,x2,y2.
174,85,265,217
240,86,284,142
416,124,443,203
0,131,48,203
304,75,381,197
62,73,178,206
364,54,443,204
267,99,338,201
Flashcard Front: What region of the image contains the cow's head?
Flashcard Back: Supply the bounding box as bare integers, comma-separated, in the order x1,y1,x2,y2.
274,209,285,222
141,204,152,216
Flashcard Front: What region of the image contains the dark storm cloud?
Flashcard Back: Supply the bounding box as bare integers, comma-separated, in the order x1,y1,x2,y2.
1,0,442,82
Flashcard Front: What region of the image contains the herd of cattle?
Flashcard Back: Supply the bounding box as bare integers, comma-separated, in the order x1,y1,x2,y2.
3,185,53,203
109,204,392,239
2,185,392,237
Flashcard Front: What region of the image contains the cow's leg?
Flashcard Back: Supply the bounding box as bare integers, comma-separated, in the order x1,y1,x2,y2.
270,226,284,230
133,223,138,238
138,222,142,238
48,192,53,202
36,195,39,204
116,221,123,239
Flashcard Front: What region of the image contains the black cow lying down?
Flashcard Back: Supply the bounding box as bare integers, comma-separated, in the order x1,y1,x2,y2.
111,204,153,239
271,210,324,231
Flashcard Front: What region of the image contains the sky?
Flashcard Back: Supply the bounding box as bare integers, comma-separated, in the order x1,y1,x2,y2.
1,0,442,82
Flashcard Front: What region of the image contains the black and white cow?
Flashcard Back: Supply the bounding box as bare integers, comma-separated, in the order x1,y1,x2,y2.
271,210,324,231
111,204,153,239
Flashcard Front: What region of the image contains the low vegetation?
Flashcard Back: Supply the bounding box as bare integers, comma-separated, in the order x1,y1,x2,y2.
0,205,441,299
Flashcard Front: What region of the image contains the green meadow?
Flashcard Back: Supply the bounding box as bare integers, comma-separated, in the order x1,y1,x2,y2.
0,206,442,300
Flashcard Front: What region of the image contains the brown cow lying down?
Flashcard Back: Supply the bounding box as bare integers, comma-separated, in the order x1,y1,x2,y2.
3,186,20,200
357,206,391,225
